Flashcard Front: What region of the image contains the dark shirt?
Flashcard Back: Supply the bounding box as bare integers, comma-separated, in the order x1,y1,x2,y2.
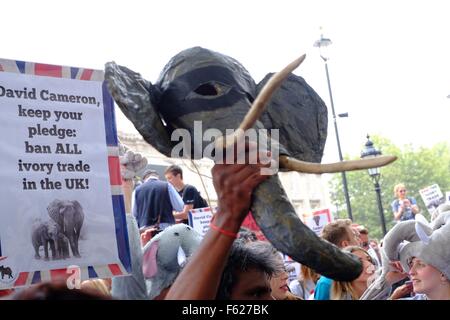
178,184,208,224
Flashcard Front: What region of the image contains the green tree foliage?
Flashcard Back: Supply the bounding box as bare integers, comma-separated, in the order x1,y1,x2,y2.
329,136,450,240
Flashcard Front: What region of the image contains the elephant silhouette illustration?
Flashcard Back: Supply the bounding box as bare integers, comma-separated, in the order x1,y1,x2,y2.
313,215,321,227
0,265,13,279
47,199,84,258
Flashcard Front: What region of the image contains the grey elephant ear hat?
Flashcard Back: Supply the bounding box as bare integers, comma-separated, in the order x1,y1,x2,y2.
118,141,148,180
141,224,203,299
382,210,450,279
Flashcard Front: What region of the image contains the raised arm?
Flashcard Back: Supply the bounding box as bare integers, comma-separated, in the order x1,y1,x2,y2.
166,143,271,299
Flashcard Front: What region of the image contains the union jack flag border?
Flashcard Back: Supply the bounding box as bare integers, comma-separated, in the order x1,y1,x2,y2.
0,58,131,288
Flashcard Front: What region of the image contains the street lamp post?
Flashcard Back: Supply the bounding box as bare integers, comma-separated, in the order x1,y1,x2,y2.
314,33,353,221
360,135,387,236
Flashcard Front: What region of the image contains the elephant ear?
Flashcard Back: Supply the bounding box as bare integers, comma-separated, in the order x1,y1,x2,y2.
72,200,84,216
104,62,174,157
257,73,328,163
142,240,160,279
47,199,63,225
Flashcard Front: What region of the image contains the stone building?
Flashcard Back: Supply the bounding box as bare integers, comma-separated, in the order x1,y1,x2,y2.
118,131,332,219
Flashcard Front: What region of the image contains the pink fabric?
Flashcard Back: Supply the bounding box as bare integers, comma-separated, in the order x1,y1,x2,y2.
142,240,159,278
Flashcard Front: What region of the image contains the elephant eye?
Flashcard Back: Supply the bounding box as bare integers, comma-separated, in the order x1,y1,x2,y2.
195,83,218,96
174,232,180,236
188,81,230,99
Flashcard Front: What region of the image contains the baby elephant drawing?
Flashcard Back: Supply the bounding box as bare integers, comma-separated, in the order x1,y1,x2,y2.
47,199,84,258
0,265,13,279
31,221,58,260
56,232,70,259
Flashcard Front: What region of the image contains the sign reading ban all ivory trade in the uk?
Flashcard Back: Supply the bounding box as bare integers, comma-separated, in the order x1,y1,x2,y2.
0,59,131,289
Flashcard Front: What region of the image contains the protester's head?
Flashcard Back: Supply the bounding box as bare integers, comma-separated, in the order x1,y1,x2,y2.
357,226,370,250
408,257,450,297
382,211,450,299
321,219,360,248
217,240,281,300
299,264,321,284
142,168,159,181
261,244,291,300
330,246,376,300
394,183,407,199
369,239,380,250
237,227,258,243
81,279,111,297
164,165,183,188
11,281,112,300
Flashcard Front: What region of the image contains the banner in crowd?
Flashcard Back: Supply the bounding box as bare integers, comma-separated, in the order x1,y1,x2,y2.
0,58,131,289
419,184,445,216
188,207,216,236
301,208,333,236
282,253,301,283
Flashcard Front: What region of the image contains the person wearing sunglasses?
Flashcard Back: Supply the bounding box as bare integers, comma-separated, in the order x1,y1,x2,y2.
391,183,420,222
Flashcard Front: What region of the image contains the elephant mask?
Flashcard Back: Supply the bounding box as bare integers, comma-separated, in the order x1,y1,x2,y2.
142,224,202,299
105,47,396,281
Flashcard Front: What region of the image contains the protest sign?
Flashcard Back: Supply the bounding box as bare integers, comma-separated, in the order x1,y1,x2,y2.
0,59,131,289
281,253,301,283
419,184,445,216
188,207,216,237
301,208,333,236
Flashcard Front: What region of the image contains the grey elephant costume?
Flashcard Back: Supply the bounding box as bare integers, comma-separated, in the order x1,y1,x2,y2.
47,199,84,258
142,223,202,299
111,214,148,300
361,210,450,300
104,47,395,281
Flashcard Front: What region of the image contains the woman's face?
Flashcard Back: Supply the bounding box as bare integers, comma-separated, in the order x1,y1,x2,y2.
352,250,376,284
396,187,407,199
270,269,290,300
409,258,443,294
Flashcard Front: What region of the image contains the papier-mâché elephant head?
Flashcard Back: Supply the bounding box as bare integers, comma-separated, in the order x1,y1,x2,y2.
105,47,396,281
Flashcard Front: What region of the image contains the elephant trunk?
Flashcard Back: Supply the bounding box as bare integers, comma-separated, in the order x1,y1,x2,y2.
251,175,362,281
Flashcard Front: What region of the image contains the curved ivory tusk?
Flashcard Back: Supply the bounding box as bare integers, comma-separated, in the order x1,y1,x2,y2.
279,155,397,174
215,54,306,150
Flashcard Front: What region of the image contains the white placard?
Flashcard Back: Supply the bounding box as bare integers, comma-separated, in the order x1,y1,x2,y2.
188,207,216,237
419,184,445,214
0,59,130,289
302,208,333,236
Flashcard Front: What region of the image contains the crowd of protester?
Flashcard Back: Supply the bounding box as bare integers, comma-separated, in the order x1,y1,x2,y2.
1,142,449,301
